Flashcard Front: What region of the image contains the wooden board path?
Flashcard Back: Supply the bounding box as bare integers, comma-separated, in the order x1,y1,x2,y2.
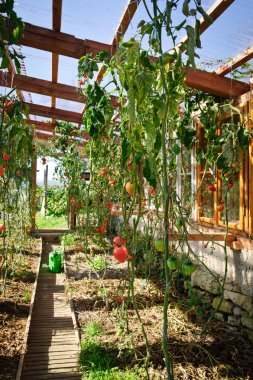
20,239,81,380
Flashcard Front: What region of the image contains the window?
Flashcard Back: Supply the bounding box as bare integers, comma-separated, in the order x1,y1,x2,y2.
196,98,252,234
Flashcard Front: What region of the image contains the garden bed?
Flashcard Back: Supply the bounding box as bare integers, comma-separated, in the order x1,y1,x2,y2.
0,238,41,380
64,246,253,380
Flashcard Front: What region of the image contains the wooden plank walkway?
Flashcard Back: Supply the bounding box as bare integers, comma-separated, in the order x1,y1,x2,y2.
20,240,81,380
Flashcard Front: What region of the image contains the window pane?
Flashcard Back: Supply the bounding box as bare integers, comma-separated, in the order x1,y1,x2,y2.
199,174,215,219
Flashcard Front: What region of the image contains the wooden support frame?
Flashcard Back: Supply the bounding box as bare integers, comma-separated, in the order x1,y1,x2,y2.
52,0,63,122
31,157,37,231
0,71,120,108
0,71,84,103
19,21,114,59
186,68,250,98
24,102,83,124
216,46,253,76
6,67,247,114
25,119,91,140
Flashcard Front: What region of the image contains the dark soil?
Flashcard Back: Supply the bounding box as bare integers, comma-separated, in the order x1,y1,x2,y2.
0,248,40,380
65,249,253,380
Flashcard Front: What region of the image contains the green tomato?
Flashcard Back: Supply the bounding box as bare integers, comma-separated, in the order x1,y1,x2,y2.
167,256,178,270
181,260,196,275
175,218,183,229
154,239,164,252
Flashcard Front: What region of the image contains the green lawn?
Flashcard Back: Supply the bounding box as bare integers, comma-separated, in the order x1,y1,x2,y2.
35,213,68,229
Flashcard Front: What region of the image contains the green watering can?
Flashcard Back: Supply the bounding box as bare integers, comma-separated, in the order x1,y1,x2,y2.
49,250,62,273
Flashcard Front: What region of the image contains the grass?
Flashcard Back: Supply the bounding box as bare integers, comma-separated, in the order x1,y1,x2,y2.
78,339,146,380
35,212,68,229
81,322,104,337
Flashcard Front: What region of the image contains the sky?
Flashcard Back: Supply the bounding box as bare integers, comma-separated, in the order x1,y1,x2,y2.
36,157,61,186
1,1,253,112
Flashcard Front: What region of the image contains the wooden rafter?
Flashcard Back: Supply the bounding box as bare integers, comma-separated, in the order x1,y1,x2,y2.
52,0,63,122
18,21,114,59
185,68,249,98
34,130,88,146
178,0,235,49
6,66,248,110
25,119,91,139
0,71,83,102
0,71,120,107
24,102,83,124
216,46,253,76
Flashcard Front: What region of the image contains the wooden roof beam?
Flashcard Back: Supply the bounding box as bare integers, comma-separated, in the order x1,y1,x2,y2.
0,71,120,107
34,130,88,147
185,68,250,98
18,21,114,59
216,46,253,76
25,119,91,139
178,0,235,50
24,102,83,124
52,0,63,122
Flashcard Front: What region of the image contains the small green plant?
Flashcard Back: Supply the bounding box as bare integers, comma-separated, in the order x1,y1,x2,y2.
60,232,77,247
81,322,104,337
89,256,108,271
22,290,31,302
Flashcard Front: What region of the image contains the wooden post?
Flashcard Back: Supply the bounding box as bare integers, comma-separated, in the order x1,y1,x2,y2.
249,93,253,233
31,156,37,232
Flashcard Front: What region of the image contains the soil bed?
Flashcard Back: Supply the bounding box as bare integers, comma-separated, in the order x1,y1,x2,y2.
0,239,41,380
65,248,253,380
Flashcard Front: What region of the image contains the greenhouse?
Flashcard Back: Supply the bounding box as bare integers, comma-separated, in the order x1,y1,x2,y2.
1,0,253,379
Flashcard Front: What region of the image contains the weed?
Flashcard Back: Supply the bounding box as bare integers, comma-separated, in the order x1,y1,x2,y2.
22,290,31,302
89,256,108,271
81,322,104,337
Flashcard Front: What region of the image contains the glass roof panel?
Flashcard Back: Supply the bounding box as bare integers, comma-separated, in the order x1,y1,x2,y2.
61,0,128,43
14,0,52,29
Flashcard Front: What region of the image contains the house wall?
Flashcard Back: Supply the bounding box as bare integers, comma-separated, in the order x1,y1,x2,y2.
188,226,253,344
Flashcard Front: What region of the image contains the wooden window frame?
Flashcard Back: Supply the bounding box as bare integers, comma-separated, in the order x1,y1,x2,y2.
196,96,252,235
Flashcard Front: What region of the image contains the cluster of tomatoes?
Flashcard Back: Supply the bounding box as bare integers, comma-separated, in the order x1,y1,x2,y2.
78,74,88,86
0,152,11,176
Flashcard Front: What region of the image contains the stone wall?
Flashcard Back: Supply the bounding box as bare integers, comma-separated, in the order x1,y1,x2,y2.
189,229,253,344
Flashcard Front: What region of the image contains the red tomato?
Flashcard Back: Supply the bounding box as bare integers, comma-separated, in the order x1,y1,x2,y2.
106,201,113,209
217,205,224,212
113,245,128,263
0,224,5,231
220,199,225,204
117,296,123,303
113,236,126,247
0,167,4,176
79,80,84,85
4,101,14,114
3,153,11,160
208,184,216,192
16,169,21,176
227,183,233,189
